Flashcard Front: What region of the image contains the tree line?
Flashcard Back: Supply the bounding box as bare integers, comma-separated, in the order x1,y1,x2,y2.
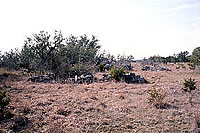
0,30,200,78
148,48,200,66
0,31,134,78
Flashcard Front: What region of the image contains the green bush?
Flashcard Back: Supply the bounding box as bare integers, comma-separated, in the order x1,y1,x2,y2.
109,66,125,82
147,87,166,109
183,78,197,92
0,89,10,112
70,63,92,77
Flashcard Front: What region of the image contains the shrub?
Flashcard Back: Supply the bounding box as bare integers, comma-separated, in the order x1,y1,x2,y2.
0,89,10,112
176,66,180,69
194,111,200,130
70,63,92,77
183,78,197,92
147,87,166,109
109,66,125,82
97,64,105,72
188,63,195,70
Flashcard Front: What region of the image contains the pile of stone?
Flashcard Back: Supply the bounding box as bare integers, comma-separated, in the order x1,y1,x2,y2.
76,74,93,84
142,65,170,71
123,72,147,84
123,64,133,70
28,73,55,83
104,64,113,71
65,74,94,84
99,73,111,82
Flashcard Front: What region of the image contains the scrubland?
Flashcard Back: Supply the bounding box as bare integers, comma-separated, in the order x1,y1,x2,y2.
0,63,200,132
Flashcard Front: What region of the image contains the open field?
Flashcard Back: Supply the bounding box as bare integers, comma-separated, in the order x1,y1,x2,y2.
0,63,200,132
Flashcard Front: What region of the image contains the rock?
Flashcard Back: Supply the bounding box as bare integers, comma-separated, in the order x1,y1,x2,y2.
123,72,146,84
142,66,151,71
75,74,94,84
142,65,170,71
123,64,133,70
99,73,111,82
28,73,55,83
104,64,113,71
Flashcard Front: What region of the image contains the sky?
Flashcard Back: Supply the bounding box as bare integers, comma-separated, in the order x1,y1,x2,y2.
0,0,200,59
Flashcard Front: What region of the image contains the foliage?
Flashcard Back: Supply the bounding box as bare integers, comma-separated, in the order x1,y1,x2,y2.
176,51,189,62
0,49,21,70
190,47,200,66
0,89,10,112
188,63,195,70
109,66,125,82
116,54,134,66
97,64,105,72
148,51,189,63
147,87,166,109
97,50,116,64
70,63,93,77
0,31,101,79
183,78,197,92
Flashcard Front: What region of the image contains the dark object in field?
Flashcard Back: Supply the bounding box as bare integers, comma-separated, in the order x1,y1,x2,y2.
28,73,55,83
76,74,94,84
142,65,171,71
123,72,147,83
123,64,133,70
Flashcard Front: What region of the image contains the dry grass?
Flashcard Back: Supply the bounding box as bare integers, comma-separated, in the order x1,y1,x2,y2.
0,63,200,132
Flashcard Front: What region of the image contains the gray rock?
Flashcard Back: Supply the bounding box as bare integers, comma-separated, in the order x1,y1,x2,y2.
28,73,55,83
123,72,146,84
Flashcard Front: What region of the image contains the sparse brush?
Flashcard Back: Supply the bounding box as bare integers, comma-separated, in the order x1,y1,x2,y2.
188,63,195,70
183,78,197,92
176,66,180,69
0,88,10,112
147,87,166,109
109,66,125,82
98,64,105,72
194,111,200,131
183,78,197,105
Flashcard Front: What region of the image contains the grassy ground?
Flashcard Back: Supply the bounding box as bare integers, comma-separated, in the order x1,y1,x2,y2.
0,63,200,132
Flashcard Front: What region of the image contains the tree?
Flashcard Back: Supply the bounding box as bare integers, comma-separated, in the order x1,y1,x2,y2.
190,47,200,66
177,51,189,62
0,49,20,70
20,31,64,73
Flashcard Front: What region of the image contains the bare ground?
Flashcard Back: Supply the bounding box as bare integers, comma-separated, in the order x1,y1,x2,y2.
0,63,200,132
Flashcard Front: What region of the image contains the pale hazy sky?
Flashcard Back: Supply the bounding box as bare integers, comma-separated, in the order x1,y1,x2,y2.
0,0,200,59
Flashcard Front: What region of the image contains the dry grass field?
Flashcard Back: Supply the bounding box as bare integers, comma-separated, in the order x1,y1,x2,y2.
0,63,200,132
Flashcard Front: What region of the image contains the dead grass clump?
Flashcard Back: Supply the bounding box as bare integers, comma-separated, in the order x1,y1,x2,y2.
11,115,30,132
194,111,200,132
57,109,72,116
147,87,166,109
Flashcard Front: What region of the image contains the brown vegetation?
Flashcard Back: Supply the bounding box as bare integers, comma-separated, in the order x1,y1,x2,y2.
0,63,200,132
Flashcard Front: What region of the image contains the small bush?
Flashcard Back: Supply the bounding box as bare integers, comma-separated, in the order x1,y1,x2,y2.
97,64,105,72
183,78,197,92
181,64,185,69
0,89,10,112
109,66,125,82
147,87,166,109
176,66,180,69
70,63,92,77
194,111,200,130
188,63,195,70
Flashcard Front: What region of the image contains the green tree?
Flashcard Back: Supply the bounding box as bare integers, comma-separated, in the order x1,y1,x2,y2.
190,47,200,66
20,31,64,72
0,49,20,70
177,51,189,62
